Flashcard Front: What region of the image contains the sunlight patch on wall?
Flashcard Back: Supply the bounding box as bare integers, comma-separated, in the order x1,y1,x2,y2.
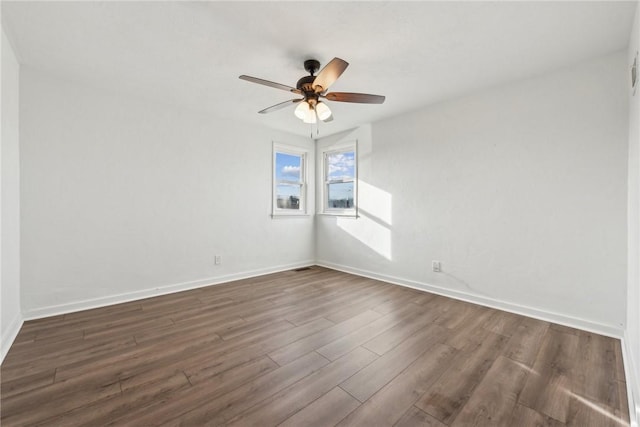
337,214,392,260
337,180,392,260
358,181,392,225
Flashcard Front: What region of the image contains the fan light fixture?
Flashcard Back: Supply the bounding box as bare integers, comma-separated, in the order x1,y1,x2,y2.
294,101,311,120
294,100,332,124
315,102,331,120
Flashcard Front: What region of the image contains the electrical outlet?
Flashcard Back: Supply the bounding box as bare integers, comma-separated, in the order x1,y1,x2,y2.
432,260,441,273
215,255,222,265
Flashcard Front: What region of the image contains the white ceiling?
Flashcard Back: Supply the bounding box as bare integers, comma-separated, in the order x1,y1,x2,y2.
2,1,637,138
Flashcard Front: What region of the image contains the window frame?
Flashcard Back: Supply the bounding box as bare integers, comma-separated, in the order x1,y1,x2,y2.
321,142,358,217
272,142,309,217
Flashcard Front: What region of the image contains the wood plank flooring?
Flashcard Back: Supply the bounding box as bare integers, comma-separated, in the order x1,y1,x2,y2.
0,266,630,426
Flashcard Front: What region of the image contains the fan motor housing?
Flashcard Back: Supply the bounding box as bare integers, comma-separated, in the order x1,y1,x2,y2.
296,75,315,91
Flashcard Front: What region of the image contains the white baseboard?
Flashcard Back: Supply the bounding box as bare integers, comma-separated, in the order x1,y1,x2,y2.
1,312,24,364
623,331,640,427
22,260,315,321
316,260,624,338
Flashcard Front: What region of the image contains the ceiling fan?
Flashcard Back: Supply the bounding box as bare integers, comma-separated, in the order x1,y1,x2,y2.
239,57,385,124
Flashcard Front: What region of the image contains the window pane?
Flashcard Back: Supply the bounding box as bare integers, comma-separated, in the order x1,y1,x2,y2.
275,152,302,183
326,151,355,181
327,182,354,209
276,184,301,210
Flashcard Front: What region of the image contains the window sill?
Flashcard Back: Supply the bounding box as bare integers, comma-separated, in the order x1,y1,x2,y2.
271,213,311,219
317,213,359,219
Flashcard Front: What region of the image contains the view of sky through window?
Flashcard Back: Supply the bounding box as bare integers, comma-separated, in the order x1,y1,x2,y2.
326,151,355,208
327,151,355,180
275,152,303,210
275,152,301,195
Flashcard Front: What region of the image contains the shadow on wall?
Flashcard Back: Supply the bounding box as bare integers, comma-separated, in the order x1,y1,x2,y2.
337,180,392,260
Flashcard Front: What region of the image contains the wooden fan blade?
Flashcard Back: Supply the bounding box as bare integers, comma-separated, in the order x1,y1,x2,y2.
324,92,385,104
239,75,302,94
312,58,349,93
258,98,303,114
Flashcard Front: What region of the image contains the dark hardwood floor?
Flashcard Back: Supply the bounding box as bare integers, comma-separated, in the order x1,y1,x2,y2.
0,266,630,426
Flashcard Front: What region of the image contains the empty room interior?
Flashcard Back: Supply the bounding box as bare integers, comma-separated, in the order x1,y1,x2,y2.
2,1,640,426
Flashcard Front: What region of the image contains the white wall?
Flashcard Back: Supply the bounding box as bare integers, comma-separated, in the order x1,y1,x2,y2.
1,28,22,361
317,51,629,336
626,2,640,423
19,68,314,317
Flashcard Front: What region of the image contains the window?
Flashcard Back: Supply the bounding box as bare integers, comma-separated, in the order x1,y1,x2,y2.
323,144,357,215
273,143,307,216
